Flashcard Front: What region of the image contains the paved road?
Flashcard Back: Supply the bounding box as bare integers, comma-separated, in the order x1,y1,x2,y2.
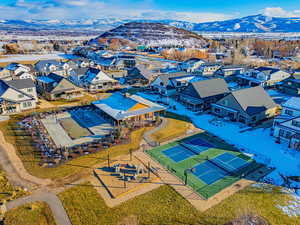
5,189,72,225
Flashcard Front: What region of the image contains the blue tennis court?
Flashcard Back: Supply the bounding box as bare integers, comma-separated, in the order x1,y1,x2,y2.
192,161,228,185
163,145,195,162
210,152,250,173
183,137,214,148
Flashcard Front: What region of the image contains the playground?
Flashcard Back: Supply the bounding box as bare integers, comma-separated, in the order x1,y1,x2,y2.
147,133,271,199
93,154,159,199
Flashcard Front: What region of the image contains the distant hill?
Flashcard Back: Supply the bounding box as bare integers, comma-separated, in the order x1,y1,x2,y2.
89,22,208,47
193,14,300,33
1,14,300,34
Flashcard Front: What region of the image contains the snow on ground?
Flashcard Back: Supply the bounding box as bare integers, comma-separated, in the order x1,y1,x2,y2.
277,188,300,217
138,92,300,189
0,53,79,63
267,89,291,104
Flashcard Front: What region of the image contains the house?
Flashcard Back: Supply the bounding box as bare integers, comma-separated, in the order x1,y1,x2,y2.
80,68,119,92
2,63,34,80
214,65,245,78
212,86,279,125
68,67,89,86
278,77,300,96
96,57,116,70
150,73,196,96
178,78,229,112
237,67,291,87
115,55,136,69
177,58,206,72
125,65,154,85
92,92,166,126
0,68,12,80
0,79,37,115
35,73,83,100
272,97,300,150
198,63,222,76
6,79,38,101
34,60,60,76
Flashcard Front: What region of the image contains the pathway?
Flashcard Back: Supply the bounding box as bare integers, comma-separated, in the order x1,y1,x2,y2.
4,189,72,225
143,117,167,147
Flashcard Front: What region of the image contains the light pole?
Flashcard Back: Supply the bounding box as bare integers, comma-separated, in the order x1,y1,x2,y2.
184,167,196,186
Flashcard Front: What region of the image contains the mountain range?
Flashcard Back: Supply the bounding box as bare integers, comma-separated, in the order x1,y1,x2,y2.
1,14,300,33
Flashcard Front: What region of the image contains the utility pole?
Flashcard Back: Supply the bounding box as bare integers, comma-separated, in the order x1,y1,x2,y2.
148,162,151,179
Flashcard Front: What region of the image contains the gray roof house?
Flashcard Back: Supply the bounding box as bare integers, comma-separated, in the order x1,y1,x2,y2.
126,65,154,85
0,79,37,115
212,86,279,125
178,78,230,112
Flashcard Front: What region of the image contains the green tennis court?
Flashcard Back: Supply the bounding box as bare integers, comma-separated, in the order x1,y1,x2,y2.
147,133,264,199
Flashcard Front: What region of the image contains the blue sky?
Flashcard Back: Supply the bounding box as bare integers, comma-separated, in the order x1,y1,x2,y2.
1,0,300,22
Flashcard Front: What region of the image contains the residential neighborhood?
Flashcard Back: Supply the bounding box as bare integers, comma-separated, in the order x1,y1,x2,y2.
0,1,299,225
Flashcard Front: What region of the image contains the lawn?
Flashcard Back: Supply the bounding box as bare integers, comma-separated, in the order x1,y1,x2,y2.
151,117,191,143
50,93,97,106
0,170,27,204
0,116,149,180
4,202,57,225
58,182,300,225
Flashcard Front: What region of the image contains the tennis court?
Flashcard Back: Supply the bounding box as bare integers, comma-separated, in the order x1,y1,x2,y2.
147,133,263,199
191,152,250,185
182,136,214,148
162,136,215,163
192,161,228,185
163,145,195,162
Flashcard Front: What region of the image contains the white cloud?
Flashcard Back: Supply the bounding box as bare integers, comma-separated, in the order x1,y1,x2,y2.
263,7,300,18
0,0,232,22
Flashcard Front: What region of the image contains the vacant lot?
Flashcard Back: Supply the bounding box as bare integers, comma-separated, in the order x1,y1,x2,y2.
58,182,299,225
4,202,56,225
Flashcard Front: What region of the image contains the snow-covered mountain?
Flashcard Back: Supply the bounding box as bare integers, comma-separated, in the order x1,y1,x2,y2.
90,22,207,47
193,14,300,32
1,14,300,33
0,18,195,31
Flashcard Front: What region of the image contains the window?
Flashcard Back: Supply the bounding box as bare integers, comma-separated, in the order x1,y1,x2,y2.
27,88,33,92
22,101,32,108
285,109,293,116
18,94,24,98
292,120,300,128
279,129,292,139
223,100,228,106
214,108,221,113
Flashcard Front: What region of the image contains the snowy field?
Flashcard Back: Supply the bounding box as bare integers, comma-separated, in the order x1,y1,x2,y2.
0,53,79,63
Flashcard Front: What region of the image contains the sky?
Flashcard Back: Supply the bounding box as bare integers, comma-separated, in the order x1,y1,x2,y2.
1,0,300,22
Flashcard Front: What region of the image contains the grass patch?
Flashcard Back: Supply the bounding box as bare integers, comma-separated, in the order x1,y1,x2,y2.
151,117,191,143
0,117,149,180
58,182,300,225
165,111,191,123
50,93,97,106
0,170,27,204
4,202,57,225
